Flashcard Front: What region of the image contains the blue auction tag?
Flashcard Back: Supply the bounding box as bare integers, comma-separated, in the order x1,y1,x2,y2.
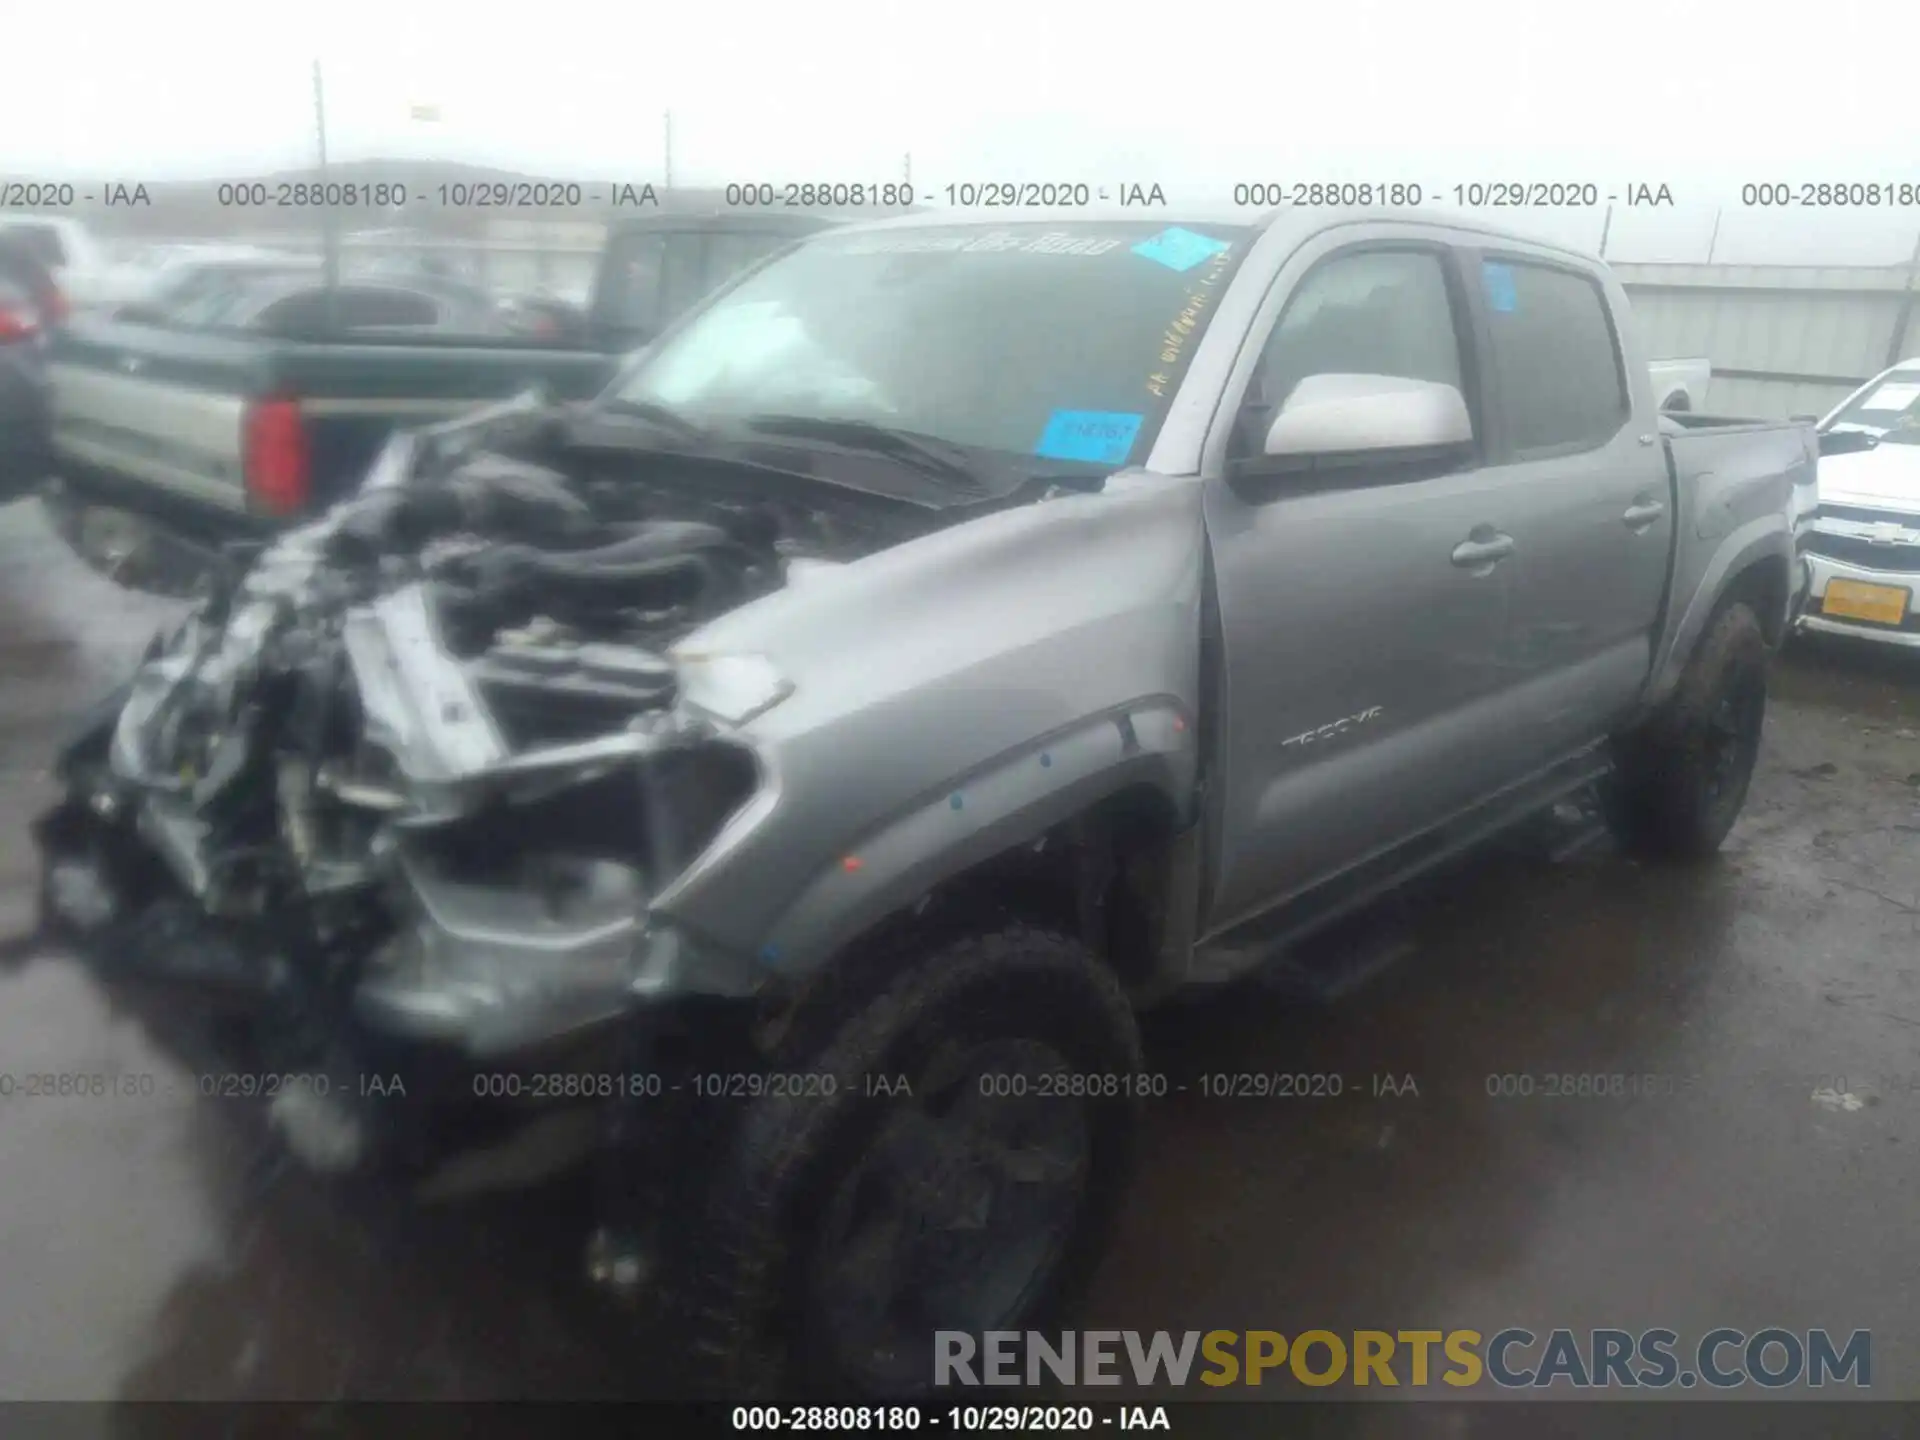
1035,410,1144,464
1131,227,1230,273
1482,261,1518,313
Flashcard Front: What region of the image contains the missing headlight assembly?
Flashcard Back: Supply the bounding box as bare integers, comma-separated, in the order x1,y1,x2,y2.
30,424,833,1074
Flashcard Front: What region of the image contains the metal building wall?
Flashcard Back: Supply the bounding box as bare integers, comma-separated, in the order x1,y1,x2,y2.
1613,263,1920,419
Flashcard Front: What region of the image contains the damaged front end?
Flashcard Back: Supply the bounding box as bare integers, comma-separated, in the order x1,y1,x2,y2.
33,403,906,1160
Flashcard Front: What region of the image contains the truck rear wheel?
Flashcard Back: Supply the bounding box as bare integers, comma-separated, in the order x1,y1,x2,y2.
1606,601,1768,859
677,925,1143,1400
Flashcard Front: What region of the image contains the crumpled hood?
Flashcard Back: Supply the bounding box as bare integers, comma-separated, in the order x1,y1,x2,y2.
670,470,1206,750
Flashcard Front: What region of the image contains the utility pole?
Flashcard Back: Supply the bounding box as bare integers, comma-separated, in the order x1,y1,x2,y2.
1705,206,1723,264
1886,225,1920,368
1597,202,1613,259
313,60,340,326
664,111,674,189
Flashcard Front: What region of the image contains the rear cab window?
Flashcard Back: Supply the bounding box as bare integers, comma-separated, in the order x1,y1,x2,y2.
595,229,706,341
1476,256,1629,455
332,288,442,330
251,290,336,334
0,237,57,318
658,234,709,327
0,275,37,325
250,286,442,336
704,231,794,288
0,223,68,268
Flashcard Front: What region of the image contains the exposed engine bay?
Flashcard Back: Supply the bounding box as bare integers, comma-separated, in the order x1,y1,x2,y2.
33,402,949,1115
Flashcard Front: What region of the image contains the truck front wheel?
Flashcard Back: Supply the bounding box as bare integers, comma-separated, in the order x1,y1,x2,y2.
678,925,1143,1399
1607,600,1768,859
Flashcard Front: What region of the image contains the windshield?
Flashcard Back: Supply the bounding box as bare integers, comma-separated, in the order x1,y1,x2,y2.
609,221,1253,470
1825,369,1920,444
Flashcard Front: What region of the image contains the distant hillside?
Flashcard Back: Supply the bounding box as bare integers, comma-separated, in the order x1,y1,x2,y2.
2,159,734,241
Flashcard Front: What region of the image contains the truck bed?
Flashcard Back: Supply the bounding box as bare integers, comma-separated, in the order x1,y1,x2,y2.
1652,410,1819,692
47,316,613,535
1661,412,1821,539
1648,356,1712,412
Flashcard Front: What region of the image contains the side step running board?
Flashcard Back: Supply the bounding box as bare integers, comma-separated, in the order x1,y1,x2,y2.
1190,749,1613,992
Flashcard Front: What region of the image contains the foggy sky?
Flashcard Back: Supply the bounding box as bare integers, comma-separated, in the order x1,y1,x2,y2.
6,0,1919,264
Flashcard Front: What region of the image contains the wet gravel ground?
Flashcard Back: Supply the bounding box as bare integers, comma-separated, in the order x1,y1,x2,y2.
2,495,1918,1423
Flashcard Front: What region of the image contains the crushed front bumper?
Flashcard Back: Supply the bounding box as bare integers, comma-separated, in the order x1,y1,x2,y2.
33,689,764,1078
1796,548,1920,648
32,784,753,1191
352,880,750,1060
34,780,756,1066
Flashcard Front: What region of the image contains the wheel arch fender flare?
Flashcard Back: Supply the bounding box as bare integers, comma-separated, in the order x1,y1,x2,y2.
749,702,1198,981
1646,525,1791,711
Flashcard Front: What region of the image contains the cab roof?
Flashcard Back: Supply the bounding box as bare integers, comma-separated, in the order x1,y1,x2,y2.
821,204,1607,268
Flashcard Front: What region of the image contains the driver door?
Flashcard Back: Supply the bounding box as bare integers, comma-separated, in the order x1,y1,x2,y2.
1202,237,1529,931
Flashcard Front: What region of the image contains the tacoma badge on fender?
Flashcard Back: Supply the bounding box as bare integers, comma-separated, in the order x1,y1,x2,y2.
1280,705,1385,750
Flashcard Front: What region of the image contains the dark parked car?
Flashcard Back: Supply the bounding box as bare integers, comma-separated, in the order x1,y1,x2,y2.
0,233,59,501
41,209,849,588
114,252,317,325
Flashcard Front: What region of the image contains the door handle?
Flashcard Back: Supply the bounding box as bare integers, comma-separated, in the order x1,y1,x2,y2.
1451,532,1515,571
1623,498,1667,532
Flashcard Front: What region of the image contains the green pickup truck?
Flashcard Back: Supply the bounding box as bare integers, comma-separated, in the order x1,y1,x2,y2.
42,210,840,588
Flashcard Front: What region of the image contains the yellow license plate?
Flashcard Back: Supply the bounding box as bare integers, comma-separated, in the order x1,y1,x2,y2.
1825,578,1911,625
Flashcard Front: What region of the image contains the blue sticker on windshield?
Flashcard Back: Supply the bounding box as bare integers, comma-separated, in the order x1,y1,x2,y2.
1482,261,1518,313
1131,227,1230,273
1036,410,1144,465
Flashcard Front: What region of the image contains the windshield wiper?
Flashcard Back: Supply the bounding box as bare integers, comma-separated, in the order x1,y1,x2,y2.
598,397,708,442
739,415,992,494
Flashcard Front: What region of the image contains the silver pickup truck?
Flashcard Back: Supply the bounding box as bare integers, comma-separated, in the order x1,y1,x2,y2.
28,207,1816,1399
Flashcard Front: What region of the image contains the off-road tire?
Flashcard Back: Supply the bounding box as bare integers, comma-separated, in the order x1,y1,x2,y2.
675,924,1143,1401
1607,600,1768,860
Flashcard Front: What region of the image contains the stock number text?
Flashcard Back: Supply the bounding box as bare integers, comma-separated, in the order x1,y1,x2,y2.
725,182,915,208
1234,182,1424,207
1741,182,1920,208
473,1072,664,1100
731,1405,924,1430
977,1071,1170,1099
217,181,411,207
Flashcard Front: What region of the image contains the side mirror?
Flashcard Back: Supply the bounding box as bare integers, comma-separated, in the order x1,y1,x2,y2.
1817,428,1880,458
1261,373,1473,461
